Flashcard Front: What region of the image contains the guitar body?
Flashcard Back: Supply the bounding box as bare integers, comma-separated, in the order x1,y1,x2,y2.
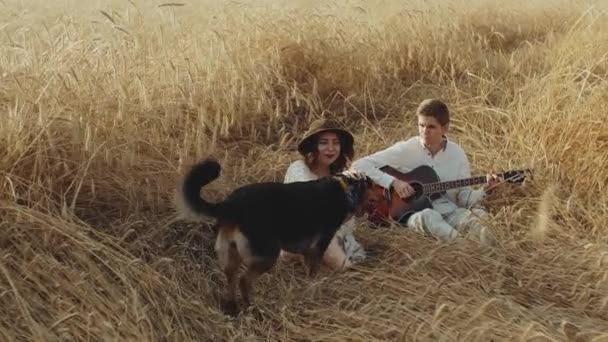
369,165,444,224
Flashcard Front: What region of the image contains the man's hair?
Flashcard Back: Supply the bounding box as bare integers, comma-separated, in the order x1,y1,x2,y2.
416,99,450,126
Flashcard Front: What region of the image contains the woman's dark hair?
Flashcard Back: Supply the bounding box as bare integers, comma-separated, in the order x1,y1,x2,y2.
299,131,351,175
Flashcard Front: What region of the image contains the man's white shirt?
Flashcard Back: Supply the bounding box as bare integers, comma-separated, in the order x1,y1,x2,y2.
351,136,486,215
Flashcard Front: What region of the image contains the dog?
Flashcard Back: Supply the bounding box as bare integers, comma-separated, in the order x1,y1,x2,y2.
174,158,384,315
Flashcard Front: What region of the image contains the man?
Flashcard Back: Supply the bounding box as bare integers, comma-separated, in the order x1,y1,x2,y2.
351,99,500,247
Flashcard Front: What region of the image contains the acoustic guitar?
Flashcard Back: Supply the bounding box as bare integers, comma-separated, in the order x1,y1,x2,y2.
366,165,531,225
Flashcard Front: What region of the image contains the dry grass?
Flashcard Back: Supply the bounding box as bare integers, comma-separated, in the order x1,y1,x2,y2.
1,0,608,340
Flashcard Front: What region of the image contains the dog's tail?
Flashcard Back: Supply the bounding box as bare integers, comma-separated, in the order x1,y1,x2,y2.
174,158,227,221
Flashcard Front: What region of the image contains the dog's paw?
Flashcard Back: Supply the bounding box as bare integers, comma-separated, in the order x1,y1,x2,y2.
220,299,240,317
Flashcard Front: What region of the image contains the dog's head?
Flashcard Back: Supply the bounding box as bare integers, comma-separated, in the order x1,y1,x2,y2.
335,170,386,217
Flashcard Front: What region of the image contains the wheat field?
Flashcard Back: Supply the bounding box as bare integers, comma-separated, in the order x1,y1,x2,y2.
1,0,607,340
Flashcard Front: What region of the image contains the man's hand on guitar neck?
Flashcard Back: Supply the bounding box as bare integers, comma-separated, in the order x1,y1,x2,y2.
391,179,415,199
483,172,503,194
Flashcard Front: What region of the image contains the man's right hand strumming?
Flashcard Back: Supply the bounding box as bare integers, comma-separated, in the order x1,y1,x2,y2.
391,179,415,199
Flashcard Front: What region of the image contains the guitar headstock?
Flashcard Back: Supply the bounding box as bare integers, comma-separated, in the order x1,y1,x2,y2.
502,169,532,184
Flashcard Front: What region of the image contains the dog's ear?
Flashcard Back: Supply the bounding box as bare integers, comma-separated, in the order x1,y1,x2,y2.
364,175,373,187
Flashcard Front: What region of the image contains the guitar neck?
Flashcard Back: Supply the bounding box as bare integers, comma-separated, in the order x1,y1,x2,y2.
423,175,490,194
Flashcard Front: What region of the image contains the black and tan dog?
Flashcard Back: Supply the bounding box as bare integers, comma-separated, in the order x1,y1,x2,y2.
175,158,383,315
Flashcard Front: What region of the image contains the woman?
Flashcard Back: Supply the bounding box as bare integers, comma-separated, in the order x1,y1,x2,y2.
283,118,366,270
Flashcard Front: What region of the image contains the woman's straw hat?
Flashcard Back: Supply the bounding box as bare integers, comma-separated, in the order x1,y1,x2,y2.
297,118,354,159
